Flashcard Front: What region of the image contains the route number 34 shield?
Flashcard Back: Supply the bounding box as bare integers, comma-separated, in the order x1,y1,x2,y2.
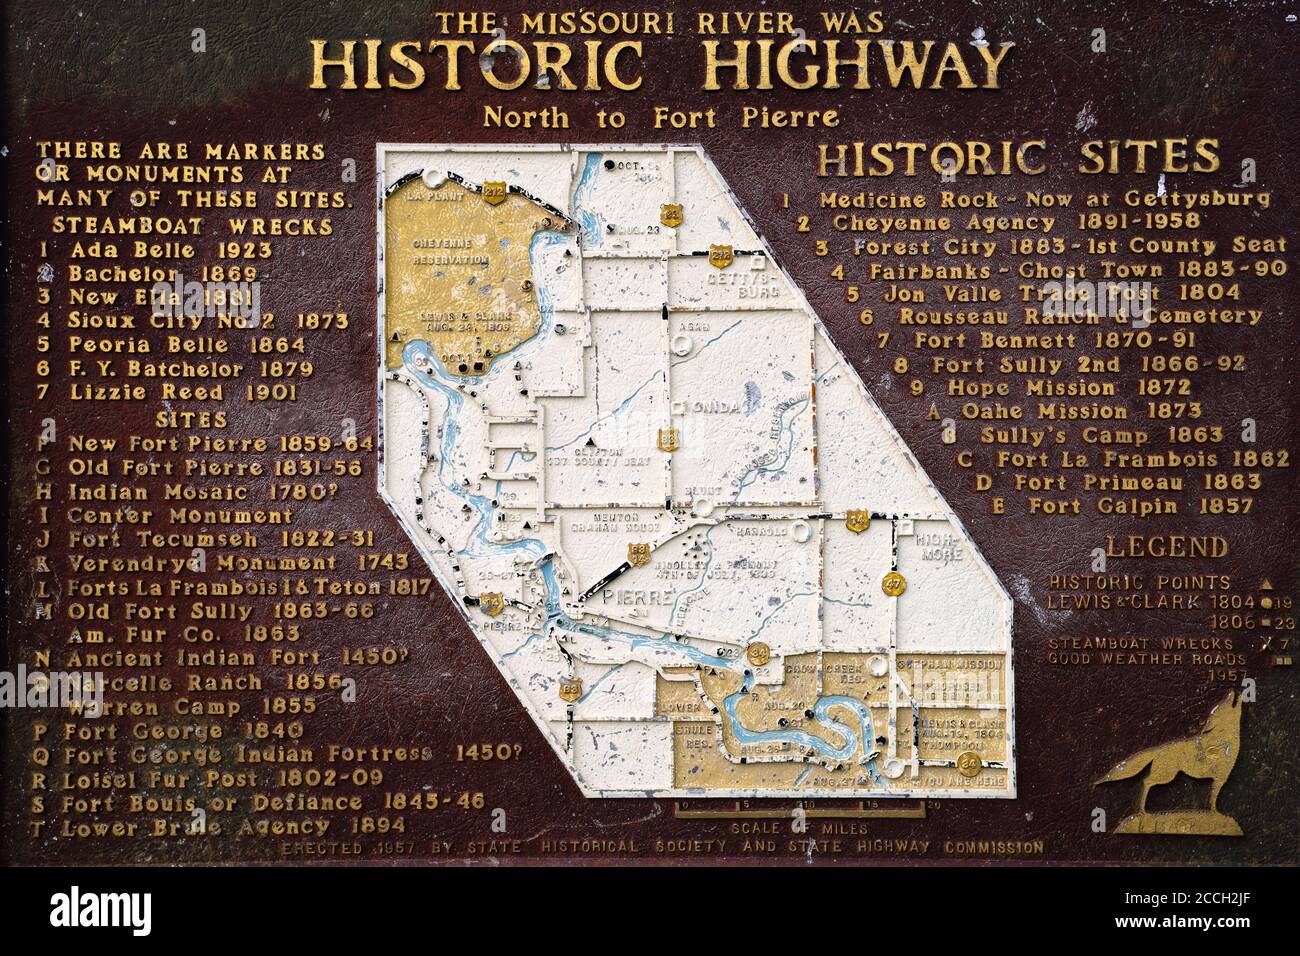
845,510,871,534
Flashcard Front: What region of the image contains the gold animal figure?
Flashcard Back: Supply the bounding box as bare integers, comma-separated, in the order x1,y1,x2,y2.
1094,691,1243,836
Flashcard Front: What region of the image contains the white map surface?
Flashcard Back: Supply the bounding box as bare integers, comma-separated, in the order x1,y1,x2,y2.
378,145,1014,798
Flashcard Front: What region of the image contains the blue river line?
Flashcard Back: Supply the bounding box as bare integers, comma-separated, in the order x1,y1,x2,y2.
572,152,605,247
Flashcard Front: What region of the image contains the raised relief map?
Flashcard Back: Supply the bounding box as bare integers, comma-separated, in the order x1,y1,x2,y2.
377,145,1014,798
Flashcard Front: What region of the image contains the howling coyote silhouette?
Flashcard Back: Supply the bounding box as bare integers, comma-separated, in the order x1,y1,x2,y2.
1095,692,1241,825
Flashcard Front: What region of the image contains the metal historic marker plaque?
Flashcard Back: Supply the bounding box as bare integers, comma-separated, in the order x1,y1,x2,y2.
2,0,1298,887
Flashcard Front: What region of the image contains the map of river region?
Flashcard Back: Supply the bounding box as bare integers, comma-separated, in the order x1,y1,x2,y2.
378,145,1014,798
